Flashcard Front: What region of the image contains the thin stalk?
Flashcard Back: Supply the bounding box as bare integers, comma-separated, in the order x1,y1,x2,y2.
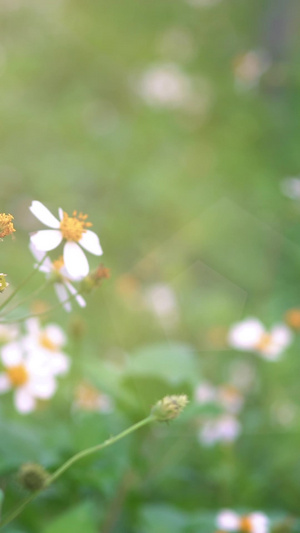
0,415,155,530
0,288,82,323
0,257,46,315
4,281,50,315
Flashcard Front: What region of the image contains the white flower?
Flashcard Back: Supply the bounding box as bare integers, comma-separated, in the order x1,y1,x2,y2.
199,414,241,446
216,511,269,533
228,318,293,360
194,382,217,404
22,318,70,376
216,510,240,531
0,341,57,414
138,63,192,108
29,201,103,280
30,244,86,312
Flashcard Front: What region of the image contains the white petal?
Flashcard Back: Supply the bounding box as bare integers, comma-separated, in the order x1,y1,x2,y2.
228,318,265,351
76,294,86,308
29,242,47,262
14,388,36,414
64,242,89,279
248,513,269,533
30,230,63,252
28,375,57,399
58,207,64,220
29,201,60,229
25,318,40,337
65,281,86,308
217,510,240,531
44,324,66,347
54,283,72,312
271,324,293,349
0,373,11,393
79,230,103,256
48,353,70,375
1,342,23,367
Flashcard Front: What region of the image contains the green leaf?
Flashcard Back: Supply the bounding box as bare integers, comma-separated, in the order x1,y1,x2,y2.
42,502,97,533
124,343,199,384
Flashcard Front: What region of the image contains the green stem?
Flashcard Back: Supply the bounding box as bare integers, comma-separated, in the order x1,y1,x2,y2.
0,288,82,323
0,257,47,315
0,415,155,530
4,281,50,315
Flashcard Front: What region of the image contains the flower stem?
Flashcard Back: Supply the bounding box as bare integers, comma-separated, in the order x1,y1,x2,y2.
0,415,155,530
4,281,50,316
0,288,81,323
0,257,47,315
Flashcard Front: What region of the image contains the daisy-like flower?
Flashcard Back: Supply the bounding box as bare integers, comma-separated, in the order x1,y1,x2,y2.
216,510,269,533
199,414,241,446
228,318,293,361
218,385,244,415
0,341,57,414
30,244,86,312
22,318,70,376
29,201,103,280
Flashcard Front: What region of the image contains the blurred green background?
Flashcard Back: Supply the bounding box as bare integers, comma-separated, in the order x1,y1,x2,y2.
1,0,300,531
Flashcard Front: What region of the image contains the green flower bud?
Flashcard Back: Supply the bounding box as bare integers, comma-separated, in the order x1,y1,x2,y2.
18,463,49,492
151,394,189,422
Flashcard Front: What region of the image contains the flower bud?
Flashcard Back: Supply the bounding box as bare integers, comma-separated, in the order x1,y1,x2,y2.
18,463,49,491
80,264,110,293
151,394,189,422
0,273,9,293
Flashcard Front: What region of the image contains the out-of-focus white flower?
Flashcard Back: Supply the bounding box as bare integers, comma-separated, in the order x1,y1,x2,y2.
138,63,192,108
0,341,57,414
0,324,19,344
280,177,300,199
29,201,103,280
22,318,70,376
233,50,271,89
217,510,240,531
199,414,241,446
228,318,293,360
218,385,244,415
73,382,113,413
195,382,217,404
216,511,269,533
30,244,86,312
144,283,178,327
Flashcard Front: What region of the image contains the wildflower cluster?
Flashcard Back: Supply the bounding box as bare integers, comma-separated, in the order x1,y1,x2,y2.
195,380,245,446
216,510,269,533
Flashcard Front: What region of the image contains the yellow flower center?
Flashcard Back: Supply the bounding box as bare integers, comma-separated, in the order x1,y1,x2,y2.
240,516,252,532
39,333,57,351
52,256,64,271
285,308,300,330
255,333,272,352
0,213,15,239
7,364,29,386
59,211,92,242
